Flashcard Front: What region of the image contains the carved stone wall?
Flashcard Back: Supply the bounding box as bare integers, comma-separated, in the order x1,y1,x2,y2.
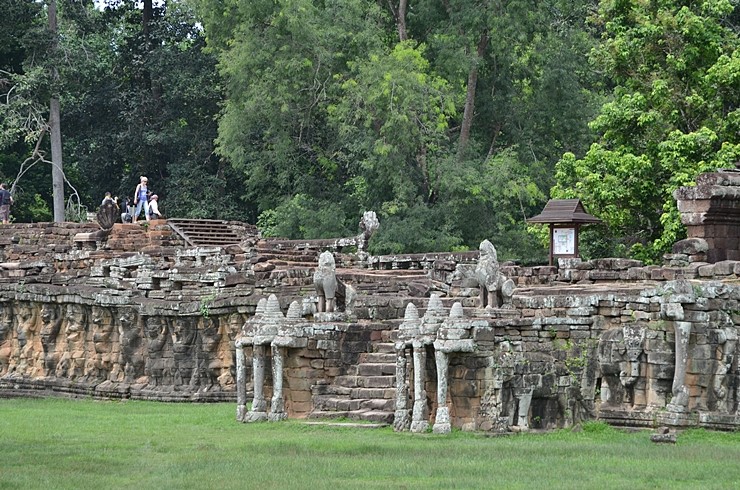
1,220,740,432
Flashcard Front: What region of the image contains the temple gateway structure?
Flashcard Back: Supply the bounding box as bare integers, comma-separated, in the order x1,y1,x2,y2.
1,170,739,432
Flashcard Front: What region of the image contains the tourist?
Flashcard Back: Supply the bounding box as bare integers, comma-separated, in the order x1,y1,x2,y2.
132,176,150,223
0,183,13,225
148,194,162,219
120,197,133,223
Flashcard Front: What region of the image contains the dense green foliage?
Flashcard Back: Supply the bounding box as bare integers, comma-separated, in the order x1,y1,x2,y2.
552,0,740,261
1,1,737,260
2,398,740,488
189,0,603,259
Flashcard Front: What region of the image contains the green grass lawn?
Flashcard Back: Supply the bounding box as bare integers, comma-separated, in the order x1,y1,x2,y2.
1,398,739,489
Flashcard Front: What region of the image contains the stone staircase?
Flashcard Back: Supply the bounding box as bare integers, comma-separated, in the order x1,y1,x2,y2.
254,239,323,267
167,219,243,247
309,342,397,423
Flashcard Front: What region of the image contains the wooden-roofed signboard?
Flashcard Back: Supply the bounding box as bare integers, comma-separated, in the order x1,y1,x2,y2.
527,199,601,266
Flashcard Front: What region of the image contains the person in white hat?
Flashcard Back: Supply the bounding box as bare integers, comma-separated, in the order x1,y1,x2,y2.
148,194,162,219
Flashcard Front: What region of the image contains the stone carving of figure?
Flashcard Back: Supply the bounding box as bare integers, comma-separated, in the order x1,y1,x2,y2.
117,308,143,383
711,321,737,414
85,305,116,382
358,211,380,252
474,240,515,308
197,316,223,390
217,312,244,388
39,303,63,376
55,304,88,379
11,301,39,376
0,303,13,376
97,198,119,230
597,324,646,408
144,316,171,388
171,316,198,387
314,251,338,313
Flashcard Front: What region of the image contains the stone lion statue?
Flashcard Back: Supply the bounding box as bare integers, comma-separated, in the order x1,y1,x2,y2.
314,251,338,312
474,240,515,308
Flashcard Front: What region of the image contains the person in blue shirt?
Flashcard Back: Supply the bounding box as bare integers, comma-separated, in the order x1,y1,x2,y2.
132,176,150,223
0,184,14,225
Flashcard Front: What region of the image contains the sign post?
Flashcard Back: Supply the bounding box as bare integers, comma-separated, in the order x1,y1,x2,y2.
527,200,601,266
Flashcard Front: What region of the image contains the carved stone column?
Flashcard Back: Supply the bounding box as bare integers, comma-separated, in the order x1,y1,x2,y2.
269,344,286,421
393,346,410,431
433,350,451,434
667,321,692,412
246,344,268,422
410,340,429,433
235,340,247,421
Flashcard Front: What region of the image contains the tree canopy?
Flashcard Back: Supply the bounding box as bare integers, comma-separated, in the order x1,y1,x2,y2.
552,0,739,261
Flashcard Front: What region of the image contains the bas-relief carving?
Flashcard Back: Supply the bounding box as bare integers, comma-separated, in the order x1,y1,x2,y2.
118,308,143,382
40,303,63,376
85,305,116,382
55,304,88,379
0,303,12,375
172,316,197,386
597,324,647,408
710,322,737,414
144,316,171,388
197,316,222,390
218,312,244,387
0,299,246,394
11,302,39,376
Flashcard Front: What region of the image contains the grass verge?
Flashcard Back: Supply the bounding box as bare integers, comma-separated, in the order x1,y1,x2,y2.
1,398,739,489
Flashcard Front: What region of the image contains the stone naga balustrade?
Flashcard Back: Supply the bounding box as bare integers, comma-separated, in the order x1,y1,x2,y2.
235,295,309,422
393,295,476,434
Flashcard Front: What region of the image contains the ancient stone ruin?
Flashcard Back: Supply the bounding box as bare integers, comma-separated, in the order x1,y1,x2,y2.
1,168,740,432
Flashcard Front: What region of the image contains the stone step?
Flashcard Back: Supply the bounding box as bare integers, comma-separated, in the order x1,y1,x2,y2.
307,410,350,420
313,396,363,412
348,409,395,424
359,398,394,411
334,375,396,389
349,387,395,400
356,363,396,377
311,384,352,396
373,342,396,354
359,352,397,363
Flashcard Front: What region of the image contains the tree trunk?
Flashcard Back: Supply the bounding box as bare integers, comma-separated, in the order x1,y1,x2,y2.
50,97,65,222
456,31,489,163
387,0,408,41
48,0,64,222
143,0,153,43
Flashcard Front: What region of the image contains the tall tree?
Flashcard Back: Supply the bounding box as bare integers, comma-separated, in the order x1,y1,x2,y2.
552,0,739,261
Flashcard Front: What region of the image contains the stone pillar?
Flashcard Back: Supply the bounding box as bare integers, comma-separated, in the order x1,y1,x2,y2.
515,387,534,429
674,170,740,262
667,321,692,412
410,341,429,433
246,344,268,422
235,341,247,421
393,346,410,431
269,344,287,421
433,350,451,434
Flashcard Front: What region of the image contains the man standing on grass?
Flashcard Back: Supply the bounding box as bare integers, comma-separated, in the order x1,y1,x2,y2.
0,184,13,225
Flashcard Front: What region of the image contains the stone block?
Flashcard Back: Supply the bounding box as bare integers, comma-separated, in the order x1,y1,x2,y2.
290,390,312,403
